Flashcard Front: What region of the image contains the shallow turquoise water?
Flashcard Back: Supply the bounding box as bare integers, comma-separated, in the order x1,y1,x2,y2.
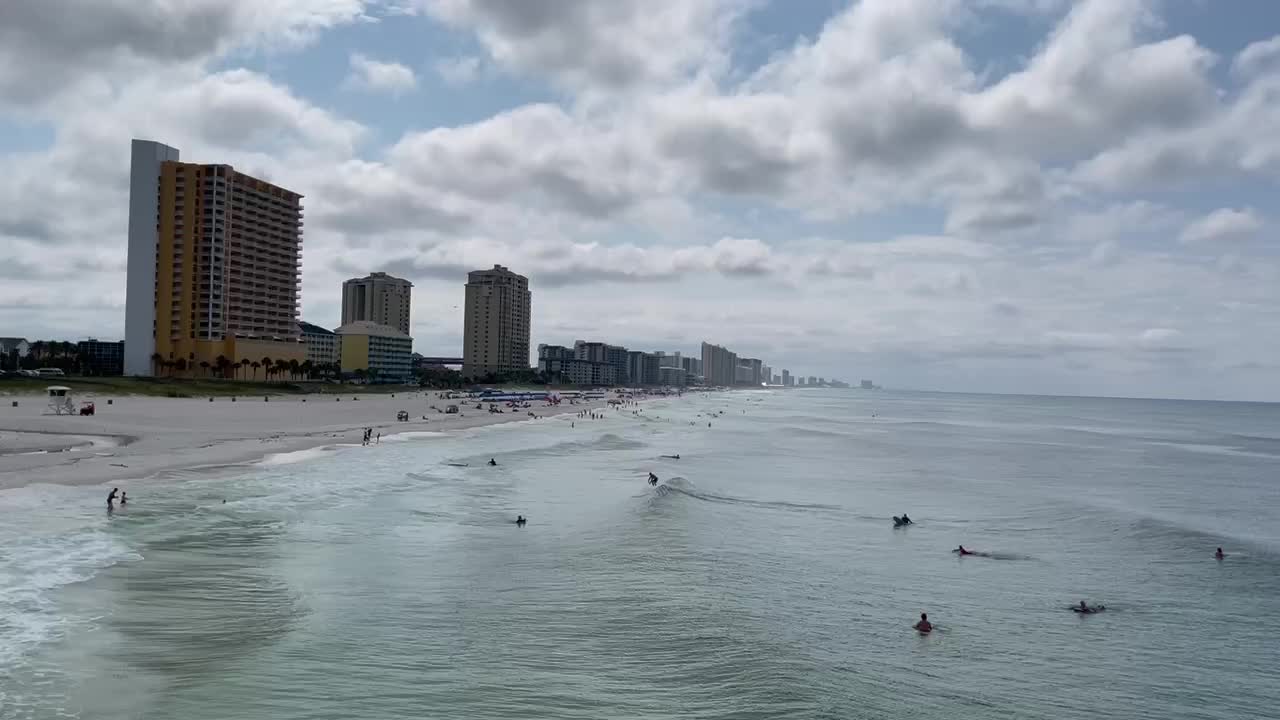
2,390,1279,719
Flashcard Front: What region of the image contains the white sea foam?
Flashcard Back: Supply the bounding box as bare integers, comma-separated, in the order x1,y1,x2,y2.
256,446,336,466
0,512,140,667
380,431,448,443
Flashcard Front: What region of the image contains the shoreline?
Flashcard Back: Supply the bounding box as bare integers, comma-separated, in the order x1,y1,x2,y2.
0,391,626,491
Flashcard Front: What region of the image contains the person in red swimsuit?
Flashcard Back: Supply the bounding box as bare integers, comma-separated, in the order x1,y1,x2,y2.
914,613,933,633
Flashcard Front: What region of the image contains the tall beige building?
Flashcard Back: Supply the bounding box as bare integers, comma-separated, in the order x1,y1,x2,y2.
341,272,413,337
462,265,531,378
124,139,305,376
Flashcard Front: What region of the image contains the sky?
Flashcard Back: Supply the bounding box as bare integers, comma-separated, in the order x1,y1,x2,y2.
1,0,1278,401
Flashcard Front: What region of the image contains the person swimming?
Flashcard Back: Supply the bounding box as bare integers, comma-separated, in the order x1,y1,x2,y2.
1073,600,1105,613
662,454,680,459
488,458,497,466
1215,547,1225,560
914,613,933,633
955,545,973,555
516,515,526,527
900,513,911,524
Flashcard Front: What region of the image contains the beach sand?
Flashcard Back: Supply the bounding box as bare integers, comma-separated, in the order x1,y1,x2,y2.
0,390,615,490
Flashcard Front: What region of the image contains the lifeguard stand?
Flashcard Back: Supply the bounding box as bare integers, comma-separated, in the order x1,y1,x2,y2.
46,386,74,415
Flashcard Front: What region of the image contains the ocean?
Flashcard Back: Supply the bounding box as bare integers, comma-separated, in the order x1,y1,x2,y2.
2,390,1279,719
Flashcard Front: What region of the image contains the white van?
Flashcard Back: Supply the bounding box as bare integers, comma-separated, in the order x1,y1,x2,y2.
36,368,65,377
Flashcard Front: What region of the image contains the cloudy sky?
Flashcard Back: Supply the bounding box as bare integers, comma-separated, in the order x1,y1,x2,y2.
1,0,1278,400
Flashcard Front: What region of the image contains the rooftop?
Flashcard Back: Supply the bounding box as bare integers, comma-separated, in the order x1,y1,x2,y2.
298,321,336,336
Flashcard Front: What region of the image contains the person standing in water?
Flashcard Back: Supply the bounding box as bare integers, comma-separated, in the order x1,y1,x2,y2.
120,491,128,506
489,458,498,466
914,613,933,633
106,487,119,508
1215,547,1225,560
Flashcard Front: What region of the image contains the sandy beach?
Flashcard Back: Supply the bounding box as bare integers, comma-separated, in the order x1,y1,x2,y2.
0,390,615,491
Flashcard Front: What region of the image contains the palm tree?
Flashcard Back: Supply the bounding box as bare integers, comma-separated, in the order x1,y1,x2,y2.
174,357,188,375
261,356,273,381
251,360,261,380
352,368,367,383
214,355,228,379
199,360,211,377
274,358,289,381
239,358,250,380
301,359,314,380
150,352,163,376
288,359,300,381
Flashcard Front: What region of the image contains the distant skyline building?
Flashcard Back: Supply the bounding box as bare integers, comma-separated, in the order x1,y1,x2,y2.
700,341,738,386
576,340,629,383
740,358,764,386
539,344,617,385
681,356,703,381
342,272,412,337
336,321,412,383
124,139,305,377
299,321,338,366
782,369,792,386
463,265,531,378
78,339,124,376
660,366,686,387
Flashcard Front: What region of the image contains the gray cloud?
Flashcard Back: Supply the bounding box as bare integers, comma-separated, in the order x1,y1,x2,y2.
0,0,373,109
421,0,748,91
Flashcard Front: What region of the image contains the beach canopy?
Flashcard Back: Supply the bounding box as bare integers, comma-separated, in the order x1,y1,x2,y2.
46,386,71,393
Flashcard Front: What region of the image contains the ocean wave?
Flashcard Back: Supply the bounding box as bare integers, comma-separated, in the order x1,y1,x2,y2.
380,430,448,443
0,526,141,667
256,445,338,466
1144,440,1280,460
655,477,841,513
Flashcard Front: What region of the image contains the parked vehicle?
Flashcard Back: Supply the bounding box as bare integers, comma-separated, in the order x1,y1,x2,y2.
36,368,65,377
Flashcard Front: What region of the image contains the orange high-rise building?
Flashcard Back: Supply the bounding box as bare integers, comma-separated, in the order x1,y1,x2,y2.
125,139,306,376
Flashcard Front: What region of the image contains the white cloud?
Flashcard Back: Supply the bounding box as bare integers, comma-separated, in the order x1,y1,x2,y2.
1232,35,1280,78
1179,208,1264,244
345,52,418,95
434,55,482,86
3,0,1280,398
